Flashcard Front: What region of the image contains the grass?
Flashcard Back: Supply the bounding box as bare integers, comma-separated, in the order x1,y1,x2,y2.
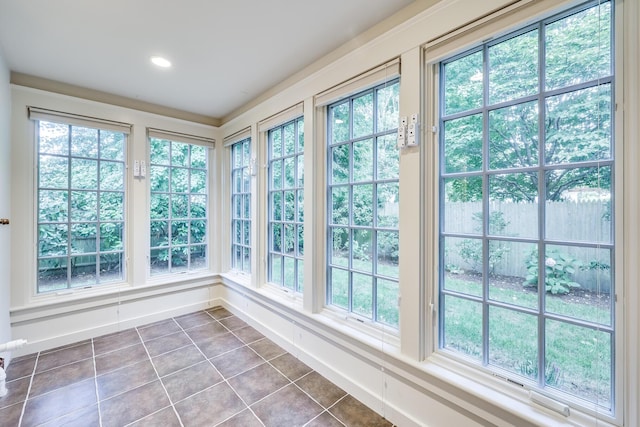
443,275,612,407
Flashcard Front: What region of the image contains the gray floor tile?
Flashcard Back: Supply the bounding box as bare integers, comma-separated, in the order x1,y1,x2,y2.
216,408,264,427
251,383,323,427
144,331,192,358
97,359,157,401
249,338,286,361
5,356,37,381
100,380,170,427
228,362,290,405
128,406,182,427
93,328,141,355
329,395,392,427
95,342,149,375
210,346,264,379
35,342,93,373
174,382,246,426
137,319,181,341
296,371,347,408
21,378,96,427
29,358,94,397
270,353,313,381
38,404,100,427
162,360,223,403
174,311,213,330
0,377,30,410
152,344,205,377
196,332,244,359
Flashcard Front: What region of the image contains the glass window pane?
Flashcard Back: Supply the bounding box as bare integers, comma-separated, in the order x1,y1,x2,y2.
545,3,612,91
39,155,68,189
100,131,125,161
284,158,295,188
377,183,398,228
100,161,124,191
100,223,123,252
100,253,122,282
353,184,373,226
190,245,207,270
376,135,399,180
489,307,538,379
545,320,611,407
171,247,189,273
331,144,349,184
271,160,282,190
171,168,188,193
544,245,612,325
150,139,170,165
488,240,538,309
71,223,97,254
151,166,169,192
190,169,207,193
545,166,611,243
331,102,350,143
39,122,69,155
190,220,206,244
172,194,189,218
443,236,482,297
297,261,304,293
71,159,98,189
443,295,482,360
271,129,282,158
444,51,483,116
297,224,304,256
272,192,282,221
296,155,304,187
284,256,295,290
190,195,207,219
352,229,372,273
191,145,206,169
489,173,538,238
284,224,295,255
39,224,68,257
70,255,97,287
284,191,295,222
377,278,399,327
377,231,398,279
71,127,98,158
353,93,373,138
489,101,539,170
377,83,400,132
352,273,373,318
150,221,168,247
331,227,349,268
271,223,282,253
39,190,68,222
444,114,483,173
297,118,304,152
270,254,282,284
331,187,349,225
488,30,538,104
38,257,68,292
330,268,349,309
172,142,189,167
71,191,97,222
284,123,295,156
296,190,304,223
545,85,612,165
443,177,483,234
353,139,373,182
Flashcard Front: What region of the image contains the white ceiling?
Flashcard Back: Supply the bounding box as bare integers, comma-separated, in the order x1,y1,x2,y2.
0,0,416,120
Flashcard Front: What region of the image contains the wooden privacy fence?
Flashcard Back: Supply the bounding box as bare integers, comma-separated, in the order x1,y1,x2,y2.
444,200,612,291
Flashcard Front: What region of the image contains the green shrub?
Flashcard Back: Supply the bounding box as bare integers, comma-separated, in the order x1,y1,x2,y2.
523,249,582,294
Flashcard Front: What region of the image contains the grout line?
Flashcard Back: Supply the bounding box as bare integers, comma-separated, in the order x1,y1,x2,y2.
90,339,104,427
16,351,40,427
134,327,185,427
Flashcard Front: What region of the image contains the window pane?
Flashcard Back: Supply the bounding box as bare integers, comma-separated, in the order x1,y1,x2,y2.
489,173,538,238
284,191,295,222
353,93,373,138
271,160,282,190
190,195,207,219
39,155,68,188
297,118,304,151
545,166,611,243
190,169,207,193
331,227,349,268
150,139,170,165
377,278,399,327
545,3,612,91
444,51,483,115
39,190,68,222
190,245,207,270
150,221,168,247
171,194,188,218
377,231,398,278
39,224,68,257
353,184,373,226
150,166,169,192
191,145,206,168
284,224,295,255
71,127,98,158
488,30,538,105
376,135,399,180
100,131,125,161
489,240,538,309
352,229,372,273
272,192,282,221
271,254,282,284
171,167,188,193
297,224,304,256
284,123,295,155
271,129,282,158
377,83,400,132
39,122,68,155
284,157,295,188
443,295,482,360
70,255,96,287
544,245,612,325
331,102,349,143
489,307,538,379
331,187,349,225
545,320,611,407
444,114,483,173
71,191,97,222
442,236,482,297
331,144,349,184
271,223,282,253
353,139,373,182
100,161,124,191
172,142,189,167
352,273,373,318
100,253,122,282
71,159,98,189
284,256,295,290
545,85,612,165
377,183,398,228
190,220,206,244
330,268,349,309
296,190,304,222
71,223,96,254
100,223,123,252
489,101,539,170
443,177,483,235
38,258,68,292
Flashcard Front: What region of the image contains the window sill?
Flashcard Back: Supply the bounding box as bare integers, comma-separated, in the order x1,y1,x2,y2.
11,272,220,322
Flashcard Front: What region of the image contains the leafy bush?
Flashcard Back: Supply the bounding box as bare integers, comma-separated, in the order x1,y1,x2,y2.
523,249,582,294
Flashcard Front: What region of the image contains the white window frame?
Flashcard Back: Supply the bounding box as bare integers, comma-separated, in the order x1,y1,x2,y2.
424,0,624,424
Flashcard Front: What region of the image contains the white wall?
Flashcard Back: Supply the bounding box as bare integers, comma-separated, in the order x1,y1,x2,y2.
0,47,12,363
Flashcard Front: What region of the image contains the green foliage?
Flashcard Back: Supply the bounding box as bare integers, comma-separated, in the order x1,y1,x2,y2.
523,249,582,294
518,359,564,387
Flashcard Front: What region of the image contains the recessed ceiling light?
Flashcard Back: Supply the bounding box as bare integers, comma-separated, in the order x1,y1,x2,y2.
151,56,172,68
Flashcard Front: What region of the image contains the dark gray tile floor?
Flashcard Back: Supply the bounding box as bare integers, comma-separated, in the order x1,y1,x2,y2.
0,307,393,427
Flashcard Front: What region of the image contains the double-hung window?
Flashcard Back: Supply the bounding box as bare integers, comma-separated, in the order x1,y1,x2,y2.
438,0,616,413
231,138,252,273
327,79,400,327
149,132,210,275
267,118,304,292
34,113,127,293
